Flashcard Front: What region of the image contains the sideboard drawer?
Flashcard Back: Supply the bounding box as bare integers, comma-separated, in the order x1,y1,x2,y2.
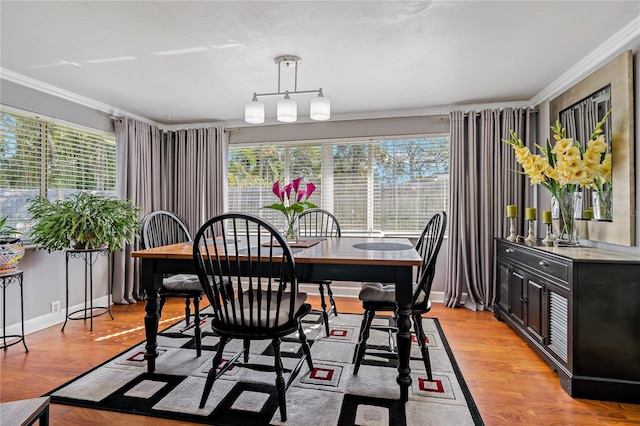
499,242,569,284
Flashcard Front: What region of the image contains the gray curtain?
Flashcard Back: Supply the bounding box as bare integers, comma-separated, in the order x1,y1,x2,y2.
444,108,536,311
164,128,226,234
111,118,227,304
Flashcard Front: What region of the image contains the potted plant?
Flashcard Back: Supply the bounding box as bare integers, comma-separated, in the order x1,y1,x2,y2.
0,215,24,271
27,192,141,252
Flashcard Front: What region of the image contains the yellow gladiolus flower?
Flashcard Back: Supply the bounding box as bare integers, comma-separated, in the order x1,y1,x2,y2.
586,135,607,154
551,138,574,155
599,153,612,183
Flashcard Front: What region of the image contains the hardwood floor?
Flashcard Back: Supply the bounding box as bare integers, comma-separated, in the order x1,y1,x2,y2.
2,296,639,425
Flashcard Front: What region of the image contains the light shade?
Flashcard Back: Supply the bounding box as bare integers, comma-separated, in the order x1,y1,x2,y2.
277,93,297,123
245,96,265,124
310,90,330,121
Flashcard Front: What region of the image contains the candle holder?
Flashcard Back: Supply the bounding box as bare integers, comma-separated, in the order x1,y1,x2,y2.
524,219,536,244
507,217,517,242
542,223,554,244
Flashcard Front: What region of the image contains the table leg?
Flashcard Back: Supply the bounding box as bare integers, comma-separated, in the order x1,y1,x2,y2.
395,266,414,402
144,288,159,374
396,303,412,402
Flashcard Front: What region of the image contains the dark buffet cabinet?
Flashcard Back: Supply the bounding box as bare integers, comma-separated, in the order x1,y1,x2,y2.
494,238,640,403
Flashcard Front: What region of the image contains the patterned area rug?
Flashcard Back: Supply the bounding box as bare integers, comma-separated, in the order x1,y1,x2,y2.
46,310,484,425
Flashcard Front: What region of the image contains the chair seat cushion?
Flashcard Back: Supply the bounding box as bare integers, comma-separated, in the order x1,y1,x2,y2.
359,282,425,304
162,274,202,292
220,291,308,328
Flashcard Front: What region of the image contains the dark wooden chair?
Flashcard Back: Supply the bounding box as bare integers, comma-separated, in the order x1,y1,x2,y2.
193,212,314,421
353,211,447,379
297,208,341,336
140,210,204,356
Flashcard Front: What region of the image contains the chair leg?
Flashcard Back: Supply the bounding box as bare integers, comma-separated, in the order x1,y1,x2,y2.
297,319,314,371
193,297,201,357
272,338,287,422
326,282,338,316
353,308,375,374
158,295,167,315
243,339,251,363
319,283,330,337
413,314,432,381
199,335,229,408
184,297,192,328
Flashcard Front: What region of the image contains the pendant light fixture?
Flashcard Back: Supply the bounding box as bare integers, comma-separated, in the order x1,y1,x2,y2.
245,55,330,124
244,93,265,124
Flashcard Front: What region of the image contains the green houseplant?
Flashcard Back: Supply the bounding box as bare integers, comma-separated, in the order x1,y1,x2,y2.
0,215,24,271
27,192,141,252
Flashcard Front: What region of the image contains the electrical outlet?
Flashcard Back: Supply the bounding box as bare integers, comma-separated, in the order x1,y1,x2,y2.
51,300,61,313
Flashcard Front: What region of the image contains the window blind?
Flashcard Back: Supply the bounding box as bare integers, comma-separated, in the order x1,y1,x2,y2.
0,109,116,239
228,136,449,235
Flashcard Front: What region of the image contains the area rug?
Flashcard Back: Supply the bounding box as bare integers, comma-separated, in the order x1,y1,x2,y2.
46,310,484,425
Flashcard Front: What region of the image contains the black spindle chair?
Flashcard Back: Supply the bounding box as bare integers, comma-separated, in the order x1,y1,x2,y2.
193,213,314,421
297,208,341,336
140,210,204,356
353,211,447,379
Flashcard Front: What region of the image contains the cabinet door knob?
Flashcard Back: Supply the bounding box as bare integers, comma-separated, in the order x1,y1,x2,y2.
539,260,549,267
505,248,513,253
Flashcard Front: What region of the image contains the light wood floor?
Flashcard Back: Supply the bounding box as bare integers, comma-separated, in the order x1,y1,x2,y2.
2,296,639,425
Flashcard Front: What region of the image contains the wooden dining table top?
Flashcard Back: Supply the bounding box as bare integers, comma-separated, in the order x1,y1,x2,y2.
131,236,423,267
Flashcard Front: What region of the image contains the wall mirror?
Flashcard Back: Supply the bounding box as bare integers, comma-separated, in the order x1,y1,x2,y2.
559,85,612,221
549,50,635,246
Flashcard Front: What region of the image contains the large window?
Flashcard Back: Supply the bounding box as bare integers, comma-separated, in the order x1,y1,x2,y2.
228,136,449,235
0,108,116,239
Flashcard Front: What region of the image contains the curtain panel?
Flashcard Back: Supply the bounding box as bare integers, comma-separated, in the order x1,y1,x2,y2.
444,108,536,311
111,118,227,304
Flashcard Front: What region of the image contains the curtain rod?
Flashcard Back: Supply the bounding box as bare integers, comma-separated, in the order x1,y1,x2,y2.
463,108,538,117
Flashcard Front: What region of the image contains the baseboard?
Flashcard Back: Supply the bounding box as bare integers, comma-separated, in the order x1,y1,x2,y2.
4,295,111,337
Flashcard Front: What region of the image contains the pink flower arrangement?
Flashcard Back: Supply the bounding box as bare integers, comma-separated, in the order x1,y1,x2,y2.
263,177,317,239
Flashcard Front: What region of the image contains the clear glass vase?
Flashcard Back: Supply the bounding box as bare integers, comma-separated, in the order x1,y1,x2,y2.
592,190,612,221
283,214,298,241
551,191,582,246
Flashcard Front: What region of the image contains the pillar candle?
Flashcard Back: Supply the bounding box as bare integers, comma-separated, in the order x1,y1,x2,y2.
506,205,517,217
525,207,537,220
542,210,552,224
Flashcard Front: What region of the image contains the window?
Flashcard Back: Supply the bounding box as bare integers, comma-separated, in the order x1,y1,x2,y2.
0,108,116,240
228,136,449,235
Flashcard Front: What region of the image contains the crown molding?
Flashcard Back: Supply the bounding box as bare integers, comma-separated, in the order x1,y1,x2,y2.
530,15,640,106
0,67,159,126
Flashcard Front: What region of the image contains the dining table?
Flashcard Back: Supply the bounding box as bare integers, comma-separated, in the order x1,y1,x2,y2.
131,236,423,402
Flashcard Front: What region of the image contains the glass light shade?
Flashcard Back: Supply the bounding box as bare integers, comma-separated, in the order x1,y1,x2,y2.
245,100,264,124
310,96,330,121
277,97,297,122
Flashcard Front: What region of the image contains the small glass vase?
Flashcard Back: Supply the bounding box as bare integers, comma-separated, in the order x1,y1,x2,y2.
551,191,582,246
592,190,612,221
283,214,298,241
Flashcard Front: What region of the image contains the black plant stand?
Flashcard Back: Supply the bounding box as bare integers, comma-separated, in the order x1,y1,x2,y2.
1,269,28,352
62,248,113,331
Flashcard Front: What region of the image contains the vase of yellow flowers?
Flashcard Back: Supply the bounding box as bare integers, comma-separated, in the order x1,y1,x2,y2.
263,177,317,241
550,190,582,244
504,111,610,246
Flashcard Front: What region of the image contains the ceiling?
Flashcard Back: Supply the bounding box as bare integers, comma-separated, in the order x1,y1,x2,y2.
1,1,638,127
